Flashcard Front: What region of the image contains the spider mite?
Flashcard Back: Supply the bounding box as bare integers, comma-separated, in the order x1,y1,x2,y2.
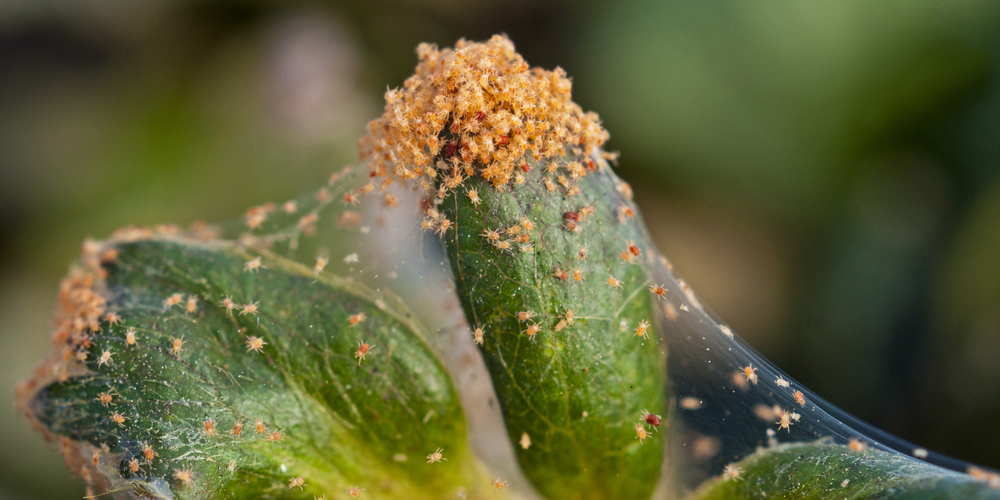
125,327,136,346
635,320,650,338
349,313,366,326
775,408,794,433
473,327,485,345
525,324,541,339
141,442,155,461
848,438,867,452
221,296,237,315
173,469,194,486
608,275,624,290
244,257,263,273
254,419,266,434
348,486,366,497
467,189,481,206
288,475,305,490
95,392,113,406
110,412,126,427
186,295,199,313
516,311,536,322
640,409,662,428
233,419,244,436
724,465,743,481
578,245,589,261
520,218,534,231
573,268,583,281
492,478,507,492
482,228,501,240
626,240,641,257
171,336,185,355
314,257,328,277
355,340,373,364
204,419,216,436
793,390,806,407
240,301,259,316
634,423,649,443
743,364,758,385
128,458,140,473
246,336,266,354
649,284,667,299
426,448,446,463
163,293,184,310
775,376,790,388
552,268,569,280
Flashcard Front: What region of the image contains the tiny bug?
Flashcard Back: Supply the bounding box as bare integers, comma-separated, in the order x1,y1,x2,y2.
649,284,667,298
519,433,531,449
520,218,533,231
564,309,575,326
163,293,184,310
171,336,185,355
233,419,244,436
578,245,588,260
92,449,100,466
355,341,373,364
848,438,866,452
564,220,581,233
343,253,359,264
204,419,216,436
566,186,581,197
105,312,122,325
240,302,258,316
467,189,480,206
125,327,136,346
516,311,536,322
506,224,521,235
186,295,199,313
620,249,636,264
617,205,635,223
608,275,624,289
525,324,541,339
626,240,641,257
619,319,629,332
343,192,359,205
221,296,237,315
247,336,267,352
573,268,583,281
552,268,569,280
97,349,113,368
314,257,328,277
426,448,446,463
384,193,398,207
283,200,297,213
110,412,126,427
173,469,194,486
128,458,140,473
724,465,743,481
420,219,436,231
515,234,530,244
255,419,266,434
142,442,155,461
719,325,733,339
793,390,806,407
473,327,484,345
244,257,263,273
775,376,790,388
288,475,305,490
495,240,512,252
492,478,507,492
95,392,113,406
435,217,452,236
348,486,366,497
564,212,579,222
635,320,650,338
635,423,648,443
482,228,501,240
743,364,758,385
267,430,283,443
579,205,595,221
544,178,557,191
554,319,568,332
641,409,662,428
776,409,794,433
349,313,366,326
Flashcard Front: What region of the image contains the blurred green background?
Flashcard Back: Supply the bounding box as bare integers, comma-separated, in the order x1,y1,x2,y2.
3,1,1000,498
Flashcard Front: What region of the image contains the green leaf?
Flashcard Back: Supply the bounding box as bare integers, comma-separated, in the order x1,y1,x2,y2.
23,236,487,499
692,441,1000,500
439,155,666,500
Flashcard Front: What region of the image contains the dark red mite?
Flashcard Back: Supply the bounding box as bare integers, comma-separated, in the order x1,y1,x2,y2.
564,212,579,222
645,412,662,427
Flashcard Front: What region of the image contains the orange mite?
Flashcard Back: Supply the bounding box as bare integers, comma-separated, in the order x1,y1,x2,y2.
349,313,366,326
573,268,583,281
233,419,244,436
142,442,155,461
634,423,648,443
608,275,623,289
254,419,266,434
743,364,759,385
552,268,569,280
355,341,373,364
204,419,216,436
793,390,806,407
649,284,667,298
635,320,650,338
525,324,541,339
626,240,641,257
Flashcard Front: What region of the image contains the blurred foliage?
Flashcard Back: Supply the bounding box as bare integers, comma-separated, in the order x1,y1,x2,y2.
2,0,1000,498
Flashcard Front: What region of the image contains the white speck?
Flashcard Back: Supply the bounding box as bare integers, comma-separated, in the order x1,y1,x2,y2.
841,479,850,487
360,226,370,234
344,253,359,264
914,448,929,459
280,464,288,473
